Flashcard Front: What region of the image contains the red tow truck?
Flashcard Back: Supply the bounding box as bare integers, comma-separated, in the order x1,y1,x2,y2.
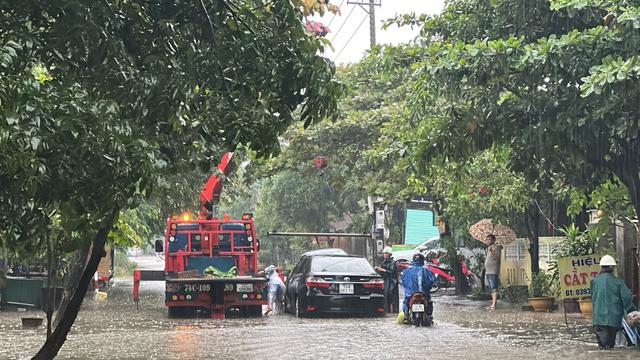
133,152,268,319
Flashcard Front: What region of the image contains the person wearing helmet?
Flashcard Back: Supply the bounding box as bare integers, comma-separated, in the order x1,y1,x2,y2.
374,246,399,313
590,255,636,350
401,252,435,321
263,265,285,315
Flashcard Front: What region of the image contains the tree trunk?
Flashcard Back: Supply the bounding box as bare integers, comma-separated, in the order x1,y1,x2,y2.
52,243,90,329
32,209,118,360
616,153,640,301
617,154,640,227
525,205,540,275
453,255,470,295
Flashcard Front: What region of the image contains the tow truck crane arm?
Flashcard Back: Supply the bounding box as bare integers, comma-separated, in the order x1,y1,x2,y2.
199,152,236,219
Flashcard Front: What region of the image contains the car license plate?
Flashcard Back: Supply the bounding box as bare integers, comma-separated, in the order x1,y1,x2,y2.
339,283,354,294
412,303,425,312
236,283,253,292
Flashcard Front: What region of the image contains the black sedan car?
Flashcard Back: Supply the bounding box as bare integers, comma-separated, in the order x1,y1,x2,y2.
284,251,386,317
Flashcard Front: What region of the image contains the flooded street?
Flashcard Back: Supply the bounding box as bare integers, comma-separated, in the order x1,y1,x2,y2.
1,257,638,359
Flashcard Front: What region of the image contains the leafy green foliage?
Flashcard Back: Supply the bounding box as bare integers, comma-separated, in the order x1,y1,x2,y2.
254,44,424,245
113,249,138,278
548,223,614,297
529,269,553,298
555,223,611,259
1,1,341,355
109,208,154,248
402,0,640,222
0,0,341,254
424,146,535,233
255,169,339,266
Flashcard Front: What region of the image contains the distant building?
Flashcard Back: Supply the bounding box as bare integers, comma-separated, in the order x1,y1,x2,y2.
404,196,439,246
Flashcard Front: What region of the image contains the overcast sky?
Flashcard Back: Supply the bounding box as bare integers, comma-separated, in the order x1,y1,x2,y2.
312,0,445,65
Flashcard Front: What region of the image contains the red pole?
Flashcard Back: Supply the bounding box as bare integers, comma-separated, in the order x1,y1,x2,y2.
133,270,141,306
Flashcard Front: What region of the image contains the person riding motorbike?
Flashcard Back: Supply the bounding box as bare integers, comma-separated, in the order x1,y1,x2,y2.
402,252,435,322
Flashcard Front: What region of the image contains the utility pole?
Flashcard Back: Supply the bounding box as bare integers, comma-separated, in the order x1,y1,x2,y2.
347,0,381,49
368,0,376,48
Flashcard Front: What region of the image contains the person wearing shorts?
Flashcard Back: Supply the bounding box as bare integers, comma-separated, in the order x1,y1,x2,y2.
484,234,502,310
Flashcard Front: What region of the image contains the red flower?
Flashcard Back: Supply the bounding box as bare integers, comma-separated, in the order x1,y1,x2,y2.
470,193,475,198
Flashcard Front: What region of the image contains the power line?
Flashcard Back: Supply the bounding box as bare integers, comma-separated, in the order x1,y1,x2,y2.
329,5,356,43
327,0,345,28
333,13,368,63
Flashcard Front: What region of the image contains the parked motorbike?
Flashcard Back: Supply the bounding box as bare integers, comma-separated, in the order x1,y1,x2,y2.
428,258,479,293
407,292,433,327
397,258,479,293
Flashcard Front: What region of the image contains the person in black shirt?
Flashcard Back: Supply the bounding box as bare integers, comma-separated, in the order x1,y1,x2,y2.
375,247,399,313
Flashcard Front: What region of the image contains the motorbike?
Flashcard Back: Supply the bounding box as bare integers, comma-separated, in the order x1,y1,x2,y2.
427,258,479,293
397,258,479,293
407,292,433,327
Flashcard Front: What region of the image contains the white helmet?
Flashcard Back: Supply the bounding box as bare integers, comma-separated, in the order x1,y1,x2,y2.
382,246,393,254
600,255,617,266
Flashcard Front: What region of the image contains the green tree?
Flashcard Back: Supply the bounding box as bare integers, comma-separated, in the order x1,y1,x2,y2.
425,147,534,232
255,169,338,265
372,0,640,278
407,0,640,217
0,1,340,358
261,45,423,245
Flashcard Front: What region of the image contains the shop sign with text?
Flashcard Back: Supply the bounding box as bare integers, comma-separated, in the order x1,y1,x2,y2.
558,254,607,299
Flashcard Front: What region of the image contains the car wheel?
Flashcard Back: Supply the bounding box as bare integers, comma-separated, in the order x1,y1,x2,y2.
284,295,290,314
295,296,304,318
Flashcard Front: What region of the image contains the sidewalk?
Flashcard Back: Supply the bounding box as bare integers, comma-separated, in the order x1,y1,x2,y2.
433,290,587,317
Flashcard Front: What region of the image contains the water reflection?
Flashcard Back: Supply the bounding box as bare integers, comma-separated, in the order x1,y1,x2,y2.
0,279,638,359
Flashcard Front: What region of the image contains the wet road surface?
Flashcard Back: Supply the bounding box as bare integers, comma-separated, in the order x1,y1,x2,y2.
1,256,638,359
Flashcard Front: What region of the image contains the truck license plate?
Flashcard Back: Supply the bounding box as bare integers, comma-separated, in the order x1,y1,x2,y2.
236,283,253,292
412,304,425,312
183,283,211,292
339,284,354,294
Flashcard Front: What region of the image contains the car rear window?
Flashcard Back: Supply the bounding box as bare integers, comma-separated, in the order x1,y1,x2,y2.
311,257,375,273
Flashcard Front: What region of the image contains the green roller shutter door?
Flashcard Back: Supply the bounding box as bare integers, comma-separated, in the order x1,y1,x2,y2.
405,209,439,245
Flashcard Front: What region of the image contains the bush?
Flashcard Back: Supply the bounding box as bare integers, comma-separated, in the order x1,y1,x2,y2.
529,270,552,298
114,249,138,278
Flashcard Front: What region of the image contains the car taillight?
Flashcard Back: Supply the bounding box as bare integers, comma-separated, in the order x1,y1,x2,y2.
363,278,384,289
306,277,331,288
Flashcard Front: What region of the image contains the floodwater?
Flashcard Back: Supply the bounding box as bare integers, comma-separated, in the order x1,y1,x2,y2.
1,258,638,359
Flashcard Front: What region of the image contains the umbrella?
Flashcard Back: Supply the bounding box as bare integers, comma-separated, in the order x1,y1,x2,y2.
469,219,517,246
469,219,495,244
492,224,517,246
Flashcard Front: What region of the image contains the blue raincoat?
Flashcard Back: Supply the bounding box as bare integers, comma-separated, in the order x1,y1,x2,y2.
402,260,435,314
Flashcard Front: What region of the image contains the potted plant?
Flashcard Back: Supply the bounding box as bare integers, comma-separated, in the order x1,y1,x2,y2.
577,296,593,319
528,270,555,312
